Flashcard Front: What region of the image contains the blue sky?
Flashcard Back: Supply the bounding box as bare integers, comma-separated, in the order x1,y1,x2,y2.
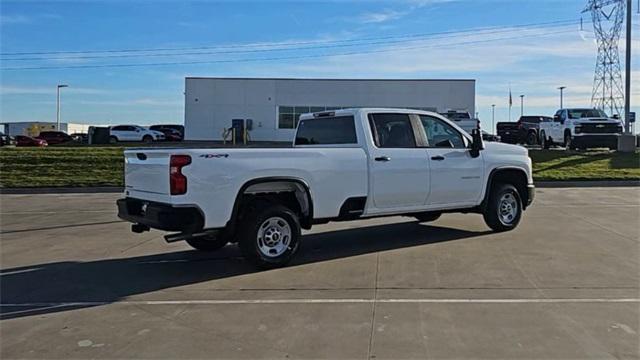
1,0,638,131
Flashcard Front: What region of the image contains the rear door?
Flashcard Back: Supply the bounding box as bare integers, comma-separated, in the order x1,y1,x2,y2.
418,115,484,206
368,113,429,209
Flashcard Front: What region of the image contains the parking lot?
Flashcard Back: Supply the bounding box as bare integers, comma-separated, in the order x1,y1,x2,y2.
1,187,639,359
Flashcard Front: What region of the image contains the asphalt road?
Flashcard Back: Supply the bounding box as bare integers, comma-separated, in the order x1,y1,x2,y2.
1,188,639,359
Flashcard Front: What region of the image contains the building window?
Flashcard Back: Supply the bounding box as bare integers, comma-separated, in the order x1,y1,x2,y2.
277,105,437,129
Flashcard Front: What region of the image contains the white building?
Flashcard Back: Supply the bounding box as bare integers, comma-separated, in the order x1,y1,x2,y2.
1,122,97,137
184,77,475,142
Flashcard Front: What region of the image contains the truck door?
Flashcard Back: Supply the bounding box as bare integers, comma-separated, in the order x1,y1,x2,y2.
418,115,484,205
551,110,565,142
368,113,430,209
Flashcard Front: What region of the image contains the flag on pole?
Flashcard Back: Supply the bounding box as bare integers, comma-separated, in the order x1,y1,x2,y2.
509,87,513,107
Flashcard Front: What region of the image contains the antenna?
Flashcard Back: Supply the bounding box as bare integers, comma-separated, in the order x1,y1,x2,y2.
583,0,626,117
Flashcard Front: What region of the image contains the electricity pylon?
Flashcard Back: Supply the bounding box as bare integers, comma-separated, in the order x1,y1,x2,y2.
583,0,626,117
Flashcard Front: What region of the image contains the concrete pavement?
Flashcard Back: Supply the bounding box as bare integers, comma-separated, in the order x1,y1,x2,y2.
1,188,639,359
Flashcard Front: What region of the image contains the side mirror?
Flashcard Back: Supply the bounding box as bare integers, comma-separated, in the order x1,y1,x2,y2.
612,114,620,119
470,129,484,158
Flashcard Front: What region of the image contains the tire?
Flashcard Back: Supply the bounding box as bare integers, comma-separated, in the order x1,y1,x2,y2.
186,235,229,252
109,136,118,144
526,131,537,146
540,132,550,149
564,133,573,151
142,135,153,143
238,203,301,268
414,212,441,223
483,183,522,232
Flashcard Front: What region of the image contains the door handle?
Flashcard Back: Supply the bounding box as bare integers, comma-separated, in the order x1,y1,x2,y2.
375,156,391,162
431,155,445,161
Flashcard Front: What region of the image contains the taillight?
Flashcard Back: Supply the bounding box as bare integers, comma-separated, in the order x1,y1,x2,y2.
170,155,191,195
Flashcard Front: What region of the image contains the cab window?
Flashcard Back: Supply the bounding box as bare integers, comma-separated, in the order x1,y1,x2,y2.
368,114,416,148
419,115,465,148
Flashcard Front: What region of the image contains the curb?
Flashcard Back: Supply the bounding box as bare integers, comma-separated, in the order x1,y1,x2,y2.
1,181,639,195
535,180,640,188
0,187,123,194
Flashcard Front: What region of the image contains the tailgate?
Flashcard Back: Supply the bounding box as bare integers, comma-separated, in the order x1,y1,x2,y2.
124,150,170,195
497,123,519,131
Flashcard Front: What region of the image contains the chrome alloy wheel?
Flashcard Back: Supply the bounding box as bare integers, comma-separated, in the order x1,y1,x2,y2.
498,193,518,225
257,217,292,258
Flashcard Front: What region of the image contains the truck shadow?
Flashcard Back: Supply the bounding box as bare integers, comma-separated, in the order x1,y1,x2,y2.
0,222,491,320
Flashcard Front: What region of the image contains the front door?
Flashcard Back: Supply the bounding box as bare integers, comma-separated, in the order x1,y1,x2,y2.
418,115,484,205
368,113,430,209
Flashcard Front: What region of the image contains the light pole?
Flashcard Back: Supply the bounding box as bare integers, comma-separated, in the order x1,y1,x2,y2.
624,0,631,134
491,104,496,134
56,84,69,130
558,86,566,109
519,95,525,117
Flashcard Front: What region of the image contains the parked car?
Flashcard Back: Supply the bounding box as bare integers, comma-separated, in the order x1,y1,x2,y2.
109,125,165,143
438,110,479,134
481,131,500,142
152,127,182,141
15,135,47,147
70,133,89,143
150,125,184,139
539,108,623,150
117,108,535,268
497,116,552,145
35,131,73,145
0,131,15,146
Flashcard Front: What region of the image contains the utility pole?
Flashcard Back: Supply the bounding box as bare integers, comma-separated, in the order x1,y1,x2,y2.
56,84,68,131
491,104,496,135
558,86,566,108
624,0,631,133
520,95,525,117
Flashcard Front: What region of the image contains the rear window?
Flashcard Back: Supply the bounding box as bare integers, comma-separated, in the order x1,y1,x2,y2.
295,116,357,145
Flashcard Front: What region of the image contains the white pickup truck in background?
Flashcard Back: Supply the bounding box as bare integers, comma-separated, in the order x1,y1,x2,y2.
118,108,535,268
539,108,623,150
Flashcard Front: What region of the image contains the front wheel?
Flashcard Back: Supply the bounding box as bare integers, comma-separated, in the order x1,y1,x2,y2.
564,133,574,151
142,135,154,143
109,136,118,144
483,183,522,232
238,203,301,268
540,132,550,149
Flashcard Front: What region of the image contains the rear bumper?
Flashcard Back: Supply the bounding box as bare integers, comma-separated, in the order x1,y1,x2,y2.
117,198,204,233
497,131,522,143
572,134,619,148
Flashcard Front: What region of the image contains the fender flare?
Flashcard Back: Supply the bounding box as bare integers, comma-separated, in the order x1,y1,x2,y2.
227,176,314,232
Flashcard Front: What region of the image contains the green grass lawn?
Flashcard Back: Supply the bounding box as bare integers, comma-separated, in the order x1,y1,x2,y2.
0,146,638,188
0,147,124,188
530,150,640,181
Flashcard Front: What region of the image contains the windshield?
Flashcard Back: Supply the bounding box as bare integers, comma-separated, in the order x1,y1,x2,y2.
567,109,608,119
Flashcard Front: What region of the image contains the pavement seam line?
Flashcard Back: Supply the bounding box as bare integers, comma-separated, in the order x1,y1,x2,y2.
366,252,381,360
2,299,639,307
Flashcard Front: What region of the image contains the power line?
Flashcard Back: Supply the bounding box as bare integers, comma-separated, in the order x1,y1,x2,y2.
0,18,580,57
1,29,577,71
1,22,580,62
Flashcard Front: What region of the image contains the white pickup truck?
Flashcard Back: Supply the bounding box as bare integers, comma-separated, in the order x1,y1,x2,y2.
539,108,623,150
118,108,534,267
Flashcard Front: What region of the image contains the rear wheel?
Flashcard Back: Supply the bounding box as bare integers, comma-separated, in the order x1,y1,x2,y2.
483,183,522,232
526,131,537,146
238,203,301,268
186,235,229,251
414,212,441,223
